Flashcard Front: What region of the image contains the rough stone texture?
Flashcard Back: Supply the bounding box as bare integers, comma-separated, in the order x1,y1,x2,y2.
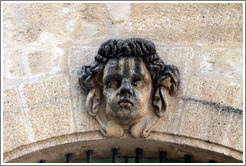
3,49,27,79
3,3,111,44
72,95,100,132
106,4,131,39
151,97,181,134
68,46,101,132
191,47,243,80
19,74,70,106
2,3,114,89
3,110,32,152
3,87,23,113
26,98,74,141
156,46,195,92
68,46,98,97
185,77,243,109
25,34,66,77
226,113,244,151
3,3,33,45
2,2,243,163
130,4,243,45
26,3,111,44
157,46,243,110
28,51,56,75
155,97,243,152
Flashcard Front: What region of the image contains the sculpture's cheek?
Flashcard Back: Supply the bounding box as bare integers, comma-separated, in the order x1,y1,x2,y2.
104,89,117,104
135,87,152,104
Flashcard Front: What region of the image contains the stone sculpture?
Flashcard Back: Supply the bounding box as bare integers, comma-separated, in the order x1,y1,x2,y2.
78,38,180,138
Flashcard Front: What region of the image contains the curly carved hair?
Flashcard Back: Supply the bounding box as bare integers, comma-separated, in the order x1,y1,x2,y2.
78,38,180,94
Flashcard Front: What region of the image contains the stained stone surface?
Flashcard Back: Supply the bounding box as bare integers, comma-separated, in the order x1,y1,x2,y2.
2,3,243,163
3,87,23,113
3,110,31,152
19,74,70,106
26,98,74,141
130,3,243,44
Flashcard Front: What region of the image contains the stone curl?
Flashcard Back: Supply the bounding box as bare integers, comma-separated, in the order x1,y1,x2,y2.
78,38,180,94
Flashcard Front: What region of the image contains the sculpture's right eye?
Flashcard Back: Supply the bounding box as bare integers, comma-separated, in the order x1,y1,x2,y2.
108,81,119,89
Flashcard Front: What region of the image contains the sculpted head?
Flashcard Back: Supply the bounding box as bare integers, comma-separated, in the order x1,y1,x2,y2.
103,57,152,125
78,38,180,138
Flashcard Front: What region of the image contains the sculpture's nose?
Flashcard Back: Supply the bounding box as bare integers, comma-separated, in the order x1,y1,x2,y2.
119,79,134,96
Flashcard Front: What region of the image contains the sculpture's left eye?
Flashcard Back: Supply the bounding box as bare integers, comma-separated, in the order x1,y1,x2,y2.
108,81,119,89
134,81,145,89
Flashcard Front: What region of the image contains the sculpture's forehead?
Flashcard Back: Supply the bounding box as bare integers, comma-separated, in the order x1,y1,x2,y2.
103,57,150,79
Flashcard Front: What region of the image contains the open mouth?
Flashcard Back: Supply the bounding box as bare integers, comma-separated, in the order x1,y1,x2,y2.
118,99,133,106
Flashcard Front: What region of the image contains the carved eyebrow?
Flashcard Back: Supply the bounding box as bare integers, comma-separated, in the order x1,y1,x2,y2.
103,73,122,84
132,73,144,81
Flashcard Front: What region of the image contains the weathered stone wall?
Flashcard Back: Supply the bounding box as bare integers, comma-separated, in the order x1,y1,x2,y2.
3,3,243,162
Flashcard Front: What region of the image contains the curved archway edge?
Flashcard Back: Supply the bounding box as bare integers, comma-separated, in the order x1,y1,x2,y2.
4,131,242,163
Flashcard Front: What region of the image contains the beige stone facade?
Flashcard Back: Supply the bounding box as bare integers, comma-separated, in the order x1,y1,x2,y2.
2,3,244,163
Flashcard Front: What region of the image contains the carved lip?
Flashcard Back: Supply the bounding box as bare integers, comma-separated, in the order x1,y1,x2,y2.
118,99,133,106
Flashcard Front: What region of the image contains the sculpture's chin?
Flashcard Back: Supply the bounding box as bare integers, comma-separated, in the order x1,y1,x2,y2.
114,108,135,121
105,107,138,124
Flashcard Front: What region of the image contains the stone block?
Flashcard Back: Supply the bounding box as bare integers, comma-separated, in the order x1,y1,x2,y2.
68,46,98,97
77,4,111,35
157,46,194,77
3,3,111,46
3,49,27,79
153,97,184,135
3,110,31,152
191,47,243,81
26,98,74,141
106,3,130,23
153,97,243,152
177,99,243,152
27,49,65,76
156,46,195,96
158,46,243,85
130,3,243,44
19,74,70,106
3,3,34,44
71,95,100,133
227,113,243,151
28,3,111,43
68,46,101,132
105,3,132,39
184,76,243,110
3,87,22,113
27,3,70,42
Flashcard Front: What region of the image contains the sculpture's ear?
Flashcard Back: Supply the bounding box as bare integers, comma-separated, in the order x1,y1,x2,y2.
153,86,169,117
153,64,180,117
162,65,180,95
86,87,101,116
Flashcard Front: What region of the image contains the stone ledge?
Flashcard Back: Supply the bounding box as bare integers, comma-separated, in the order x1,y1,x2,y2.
3,131,242,163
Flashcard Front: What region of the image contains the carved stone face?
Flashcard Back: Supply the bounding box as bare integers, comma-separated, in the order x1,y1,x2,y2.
79,38,180,137
103,57,152,125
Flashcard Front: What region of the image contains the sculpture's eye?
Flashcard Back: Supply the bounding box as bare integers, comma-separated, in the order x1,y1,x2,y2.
134,81,144,89
108,81,119,89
